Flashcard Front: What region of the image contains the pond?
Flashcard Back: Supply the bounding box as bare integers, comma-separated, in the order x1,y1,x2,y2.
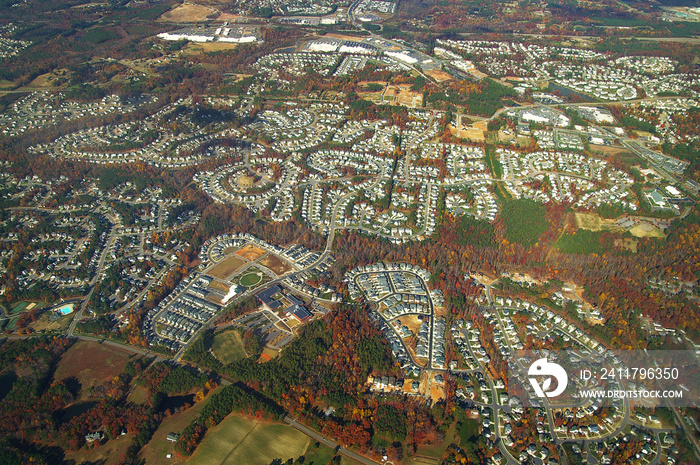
548,83,593,102
160,394,195,412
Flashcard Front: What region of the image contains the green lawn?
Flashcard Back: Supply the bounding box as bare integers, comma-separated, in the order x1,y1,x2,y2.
187,415,310,465
239,272,263,287
210,330,247,365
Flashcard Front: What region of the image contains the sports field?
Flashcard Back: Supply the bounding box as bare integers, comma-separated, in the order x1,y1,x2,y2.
186,415,309,465
210,330,246,365
239,271,263,287
208,256,245,280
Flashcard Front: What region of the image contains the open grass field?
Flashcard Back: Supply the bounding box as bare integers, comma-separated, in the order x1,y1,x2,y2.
211,330,246,365
26,73,57,88
53,341,133,401
186,415,309,465
158,3,219,22
207,256,245,280
239,271,263,287
630,222,665,238
260,254,293,275
236,244,266,261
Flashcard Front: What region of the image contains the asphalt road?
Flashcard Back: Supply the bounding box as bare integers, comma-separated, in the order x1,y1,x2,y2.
284,417,380,465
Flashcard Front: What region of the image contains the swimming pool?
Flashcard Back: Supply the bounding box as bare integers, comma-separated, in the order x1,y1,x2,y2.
57,304,74,315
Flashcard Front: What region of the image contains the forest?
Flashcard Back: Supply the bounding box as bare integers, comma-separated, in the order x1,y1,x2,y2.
499,199,548,248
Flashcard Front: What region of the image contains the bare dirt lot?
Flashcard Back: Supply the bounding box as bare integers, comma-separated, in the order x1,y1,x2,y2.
236,244,266,261
260,254,293,275
158,3,219,22
207,280,231,292
382,85,423,107
184,42,242,54
453,119,487,142
425,68,453,82
589,145,634,156
398,314,424,337
575,212,624,232
208,256,246,280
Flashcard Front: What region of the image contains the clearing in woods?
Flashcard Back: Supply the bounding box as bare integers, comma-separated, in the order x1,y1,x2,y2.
184,42,242,53
158,3,219,22
574,212,624,232
426,68,453,82
207,256,246,280
139,386,224,465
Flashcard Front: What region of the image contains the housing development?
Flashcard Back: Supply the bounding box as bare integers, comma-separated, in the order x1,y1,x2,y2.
0,1,699,465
